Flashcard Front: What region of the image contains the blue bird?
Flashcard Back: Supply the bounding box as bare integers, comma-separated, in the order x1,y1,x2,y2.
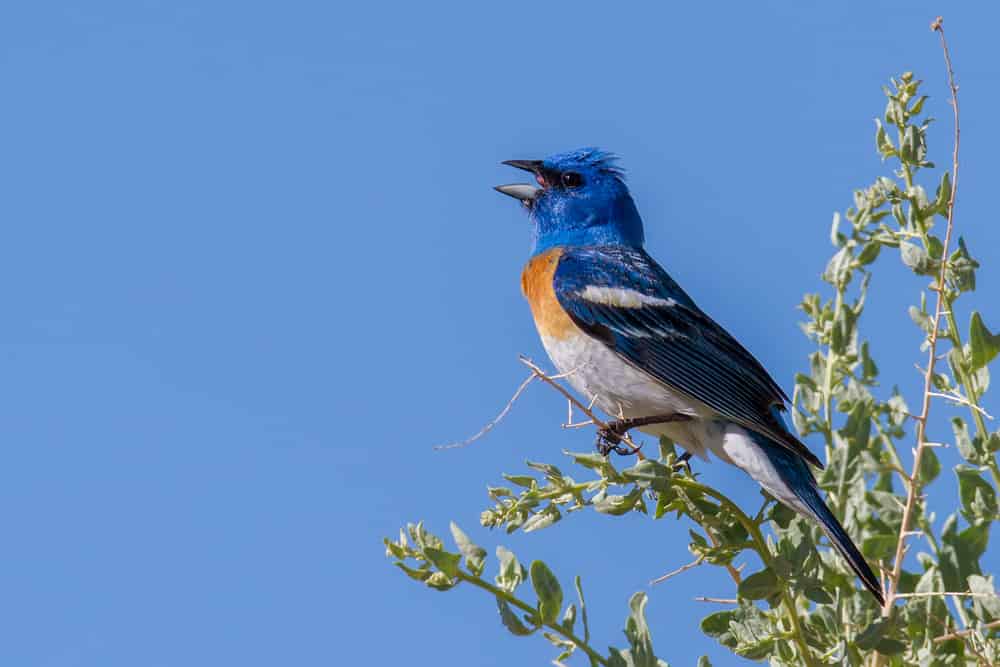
496,148,884,604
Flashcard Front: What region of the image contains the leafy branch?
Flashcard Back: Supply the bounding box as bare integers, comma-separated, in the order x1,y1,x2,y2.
385,18,999,666
384,521,666,666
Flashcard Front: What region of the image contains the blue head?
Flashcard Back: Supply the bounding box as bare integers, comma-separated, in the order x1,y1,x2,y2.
495,148,645,255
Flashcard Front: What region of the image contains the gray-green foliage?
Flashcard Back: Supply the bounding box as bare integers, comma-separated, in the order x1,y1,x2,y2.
385,72,1000,665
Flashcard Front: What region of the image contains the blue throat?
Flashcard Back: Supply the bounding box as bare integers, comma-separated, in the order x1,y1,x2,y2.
530,193,645,255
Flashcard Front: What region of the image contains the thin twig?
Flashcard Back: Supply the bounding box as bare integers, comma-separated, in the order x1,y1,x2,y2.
518,355,645,456
434,373,536,450
894,591,998,599
693,596,738,604
882,16,962,617
650,555,705,585
927,392,995,419
933,619,1000,644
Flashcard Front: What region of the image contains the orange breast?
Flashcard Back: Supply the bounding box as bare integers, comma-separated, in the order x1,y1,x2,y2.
521,248,578,341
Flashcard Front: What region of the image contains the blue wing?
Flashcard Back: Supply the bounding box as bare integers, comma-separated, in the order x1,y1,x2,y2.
553,246,823,469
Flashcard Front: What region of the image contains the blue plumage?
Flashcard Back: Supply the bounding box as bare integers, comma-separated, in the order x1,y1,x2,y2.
553,246,824,468
531,149,644,254
749,431,882,601
497,147,885,604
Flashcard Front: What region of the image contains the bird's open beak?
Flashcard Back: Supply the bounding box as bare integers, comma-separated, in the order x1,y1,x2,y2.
495,159,544,202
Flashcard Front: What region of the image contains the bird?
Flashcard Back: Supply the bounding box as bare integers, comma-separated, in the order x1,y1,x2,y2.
495,147,884,605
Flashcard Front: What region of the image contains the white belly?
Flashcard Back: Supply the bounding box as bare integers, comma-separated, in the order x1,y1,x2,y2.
540,332,806,511
540,332,717,459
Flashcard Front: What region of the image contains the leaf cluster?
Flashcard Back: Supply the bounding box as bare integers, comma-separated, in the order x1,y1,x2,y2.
384,71,1000,665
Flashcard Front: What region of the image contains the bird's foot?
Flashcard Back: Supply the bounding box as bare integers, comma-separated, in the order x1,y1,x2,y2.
595,424,642,456
596,414,692,457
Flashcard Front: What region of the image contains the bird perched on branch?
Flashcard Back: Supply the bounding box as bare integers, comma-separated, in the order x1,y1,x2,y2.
496,148,884,604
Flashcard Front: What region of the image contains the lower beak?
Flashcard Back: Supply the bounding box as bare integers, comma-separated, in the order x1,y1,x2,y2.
494,183,540,202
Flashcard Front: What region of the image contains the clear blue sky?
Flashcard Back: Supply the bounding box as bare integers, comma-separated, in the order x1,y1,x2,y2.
2,2,998,665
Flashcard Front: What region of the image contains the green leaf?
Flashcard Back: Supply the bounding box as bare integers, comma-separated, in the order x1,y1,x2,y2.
564,451,608,470
503,474,536,488
521,506,561,533
939,514,988,591
860,341,879,380
875,638,907,655
530,560,563,624
622,592,657,667
830,212,842,247
383,537,407,560
700,610,736,638
969,311,1000,370
855,618,889,650
594,487,644,515
900,241,933,274
857,241,882,266
497,599,536,636
931,170,951,215
949,236,979,292
560,602,576,633
607,649,629,667
967,575,1000,620
738,569,780,601
955,466,998,524
449,522,487,576
425,571,457,590
900,125,918,162
696,657,714,667
574,576,591,643
394,562,431,582
495,546,526,593
803,586,834,605
862,533,897,561
908,305,933,335
525,460,564,478
874,119,895,158
408,521,444,551
622,459,672,492
768,501,796,529
423,547,461,578
952,417,984,464
823,246,853,287
542,630,576,660
917,446,941,484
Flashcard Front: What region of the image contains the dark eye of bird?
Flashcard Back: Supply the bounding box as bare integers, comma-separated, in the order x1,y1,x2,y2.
561,172,583,188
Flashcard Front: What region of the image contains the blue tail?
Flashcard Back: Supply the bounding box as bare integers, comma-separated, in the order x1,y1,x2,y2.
759,440,885,605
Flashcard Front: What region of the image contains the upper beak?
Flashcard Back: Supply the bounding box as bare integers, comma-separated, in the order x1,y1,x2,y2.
502,159,544,173
495,159,544,202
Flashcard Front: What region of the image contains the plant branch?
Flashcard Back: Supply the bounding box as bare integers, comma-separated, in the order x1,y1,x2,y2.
455,570,609,666
650,555,705,585
882,16,961,616
518,355,645,457
435,373,537,450
671,477,819,667
933,620,1000,644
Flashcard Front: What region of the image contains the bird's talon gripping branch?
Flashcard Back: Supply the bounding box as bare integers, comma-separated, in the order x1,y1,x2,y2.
595,414,691,457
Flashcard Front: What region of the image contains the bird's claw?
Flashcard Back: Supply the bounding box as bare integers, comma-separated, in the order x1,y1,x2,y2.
596,421,644,457
596,413,693,457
